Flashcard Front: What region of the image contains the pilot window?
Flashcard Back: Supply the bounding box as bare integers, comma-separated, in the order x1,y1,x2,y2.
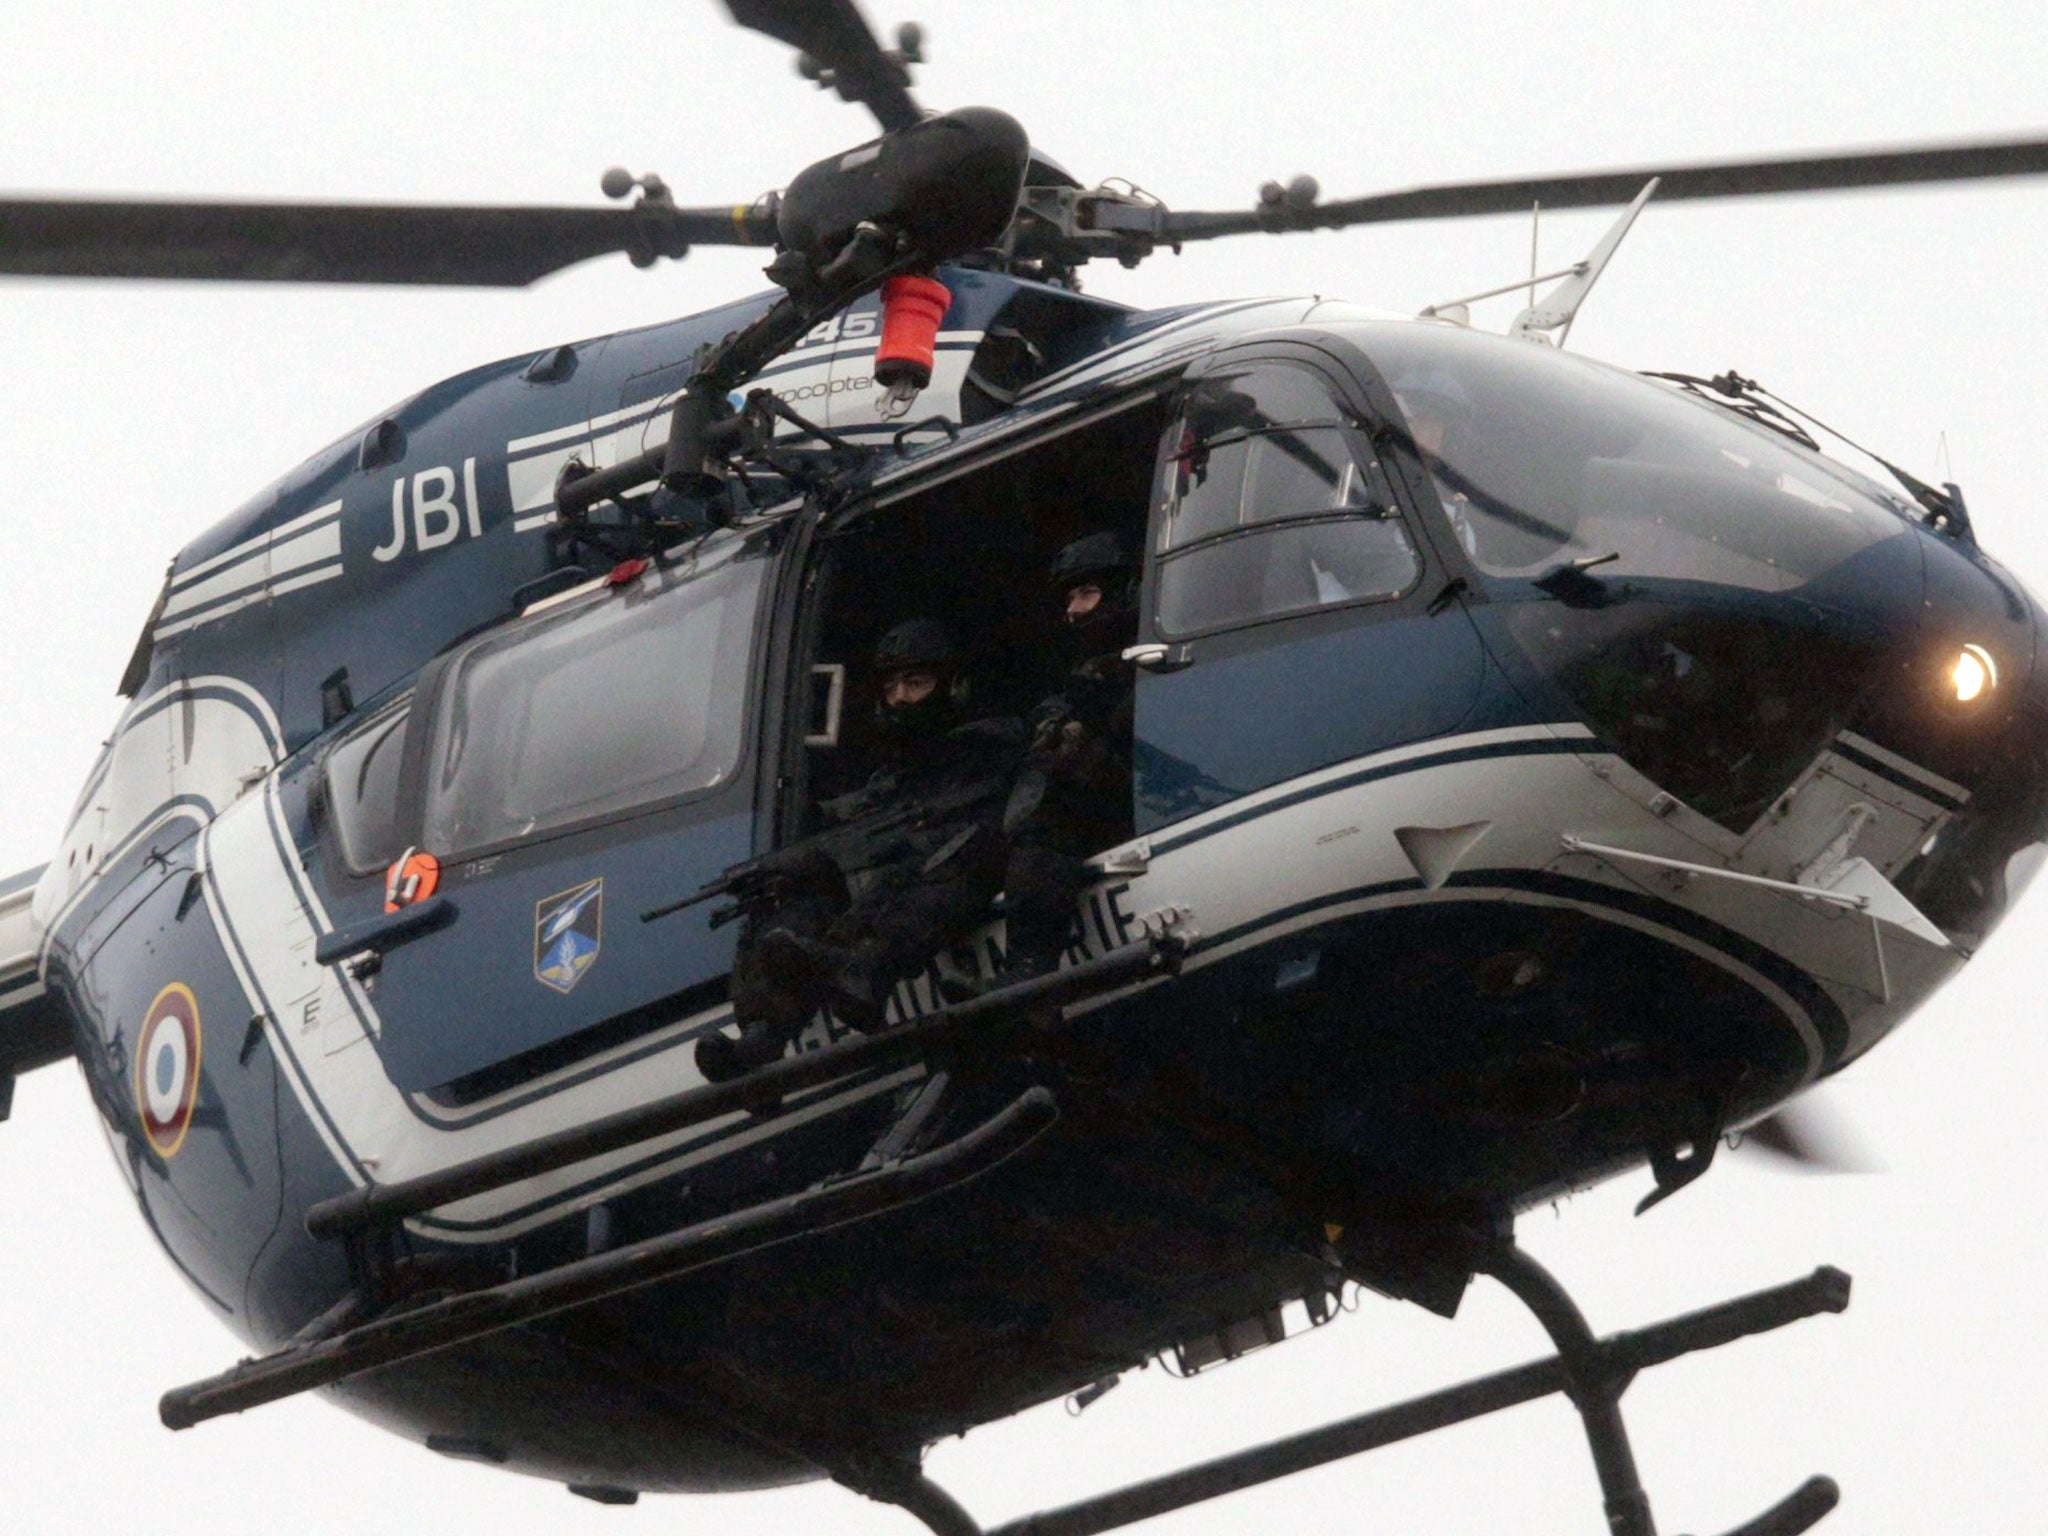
1155,364,1421,639
415,539,766,858
325,696,412,875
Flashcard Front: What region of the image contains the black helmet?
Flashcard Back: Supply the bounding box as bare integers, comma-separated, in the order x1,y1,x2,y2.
872,617,961,678
871,617,965,738
1049,531,1132,593
1048,531,1137,659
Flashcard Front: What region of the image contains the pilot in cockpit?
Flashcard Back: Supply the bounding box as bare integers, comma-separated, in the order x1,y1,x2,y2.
1389,365,1483,561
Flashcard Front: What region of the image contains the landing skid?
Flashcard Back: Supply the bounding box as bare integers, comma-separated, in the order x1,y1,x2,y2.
855,1251,1850,1536
160,938,1177,1429
161,932,1846,1536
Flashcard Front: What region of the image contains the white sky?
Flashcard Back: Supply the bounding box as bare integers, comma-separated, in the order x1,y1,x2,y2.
3,3,2047,1533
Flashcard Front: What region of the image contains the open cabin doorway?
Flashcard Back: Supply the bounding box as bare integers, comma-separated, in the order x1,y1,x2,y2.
780,387,1173,988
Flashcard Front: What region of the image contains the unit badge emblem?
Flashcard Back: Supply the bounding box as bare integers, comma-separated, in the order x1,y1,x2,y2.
534,878,604,994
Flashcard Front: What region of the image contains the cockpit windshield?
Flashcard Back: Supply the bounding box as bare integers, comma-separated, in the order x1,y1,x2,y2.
1346,320,1912,593
1341,321,1926,834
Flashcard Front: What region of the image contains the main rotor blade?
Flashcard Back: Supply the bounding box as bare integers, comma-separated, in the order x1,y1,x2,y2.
722,0,922,132
0,197,774,286
1163,134,2048,241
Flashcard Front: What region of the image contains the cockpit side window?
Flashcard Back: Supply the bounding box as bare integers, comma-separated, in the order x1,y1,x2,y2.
1155,363,1421,639
325,697,412,875
414,545,767,860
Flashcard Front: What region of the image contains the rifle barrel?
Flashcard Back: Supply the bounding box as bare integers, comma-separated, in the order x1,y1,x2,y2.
641,879,728,924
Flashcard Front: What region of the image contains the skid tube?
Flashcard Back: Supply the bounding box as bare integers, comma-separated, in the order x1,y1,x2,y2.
862,1255,1851,1536
160,1088,1058,1430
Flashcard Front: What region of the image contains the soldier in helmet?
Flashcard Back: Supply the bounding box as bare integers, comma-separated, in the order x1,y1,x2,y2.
1000,531,1139,980
697,617,1023,1082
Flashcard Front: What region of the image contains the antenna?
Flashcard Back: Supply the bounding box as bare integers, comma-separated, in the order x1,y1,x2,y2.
1510,178,1658,348
1528,200,1541,312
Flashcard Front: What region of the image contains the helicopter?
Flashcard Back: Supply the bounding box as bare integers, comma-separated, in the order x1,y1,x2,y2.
12,3,2048,1536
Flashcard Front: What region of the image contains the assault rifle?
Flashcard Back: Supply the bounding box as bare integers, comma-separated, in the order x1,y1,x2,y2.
640,774,1008,931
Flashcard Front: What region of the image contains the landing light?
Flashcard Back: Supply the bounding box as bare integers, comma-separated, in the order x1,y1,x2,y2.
1952,644,1998,703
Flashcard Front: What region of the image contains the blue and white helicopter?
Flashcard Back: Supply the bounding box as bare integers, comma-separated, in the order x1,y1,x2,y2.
5,6,2048,1535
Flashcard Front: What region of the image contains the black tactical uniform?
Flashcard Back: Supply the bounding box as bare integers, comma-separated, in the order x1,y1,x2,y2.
698,620,1022,1082
1001,532,1139,979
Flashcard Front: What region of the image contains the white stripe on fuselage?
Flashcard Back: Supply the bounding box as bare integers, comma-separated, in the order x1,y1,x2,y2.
1141,723,1593,855
193,768,914,1243
84,674,1927,1250
1019,298,1313,401
156,502,346,643
161,519,341,623
1099,725,1957,1070
34,676,282,946
169,498,343,592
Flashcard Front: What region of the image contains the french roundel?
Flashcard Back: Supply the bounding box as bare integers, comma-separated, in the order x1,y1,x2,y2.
136,983,202,1158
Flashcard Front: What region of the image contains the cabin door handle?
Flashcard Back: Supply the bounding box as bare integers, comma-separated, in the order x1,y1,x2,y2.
1122,642,1193,673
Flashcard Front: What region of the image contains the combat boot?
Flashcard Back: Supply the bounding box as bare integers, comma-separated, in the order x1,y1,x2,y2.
754,928,894,1033
694,1020,794,1083
752,925,845,985
931,950,988,1005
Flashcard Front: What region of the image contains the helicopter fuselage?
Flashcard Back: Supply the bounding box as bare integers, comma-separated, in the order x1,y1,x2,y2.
16,270,2047,1495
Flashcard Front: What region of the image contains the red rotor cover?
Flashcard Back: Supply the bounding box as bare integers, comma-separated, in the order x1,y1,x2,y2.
874,274,953,391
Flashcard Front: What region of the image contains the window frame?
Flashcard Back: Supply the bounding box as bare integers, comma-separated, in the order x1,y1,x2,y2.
1334,317,1915,602
392,529,779,868
1145,347,1433,644
320,691,416,877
